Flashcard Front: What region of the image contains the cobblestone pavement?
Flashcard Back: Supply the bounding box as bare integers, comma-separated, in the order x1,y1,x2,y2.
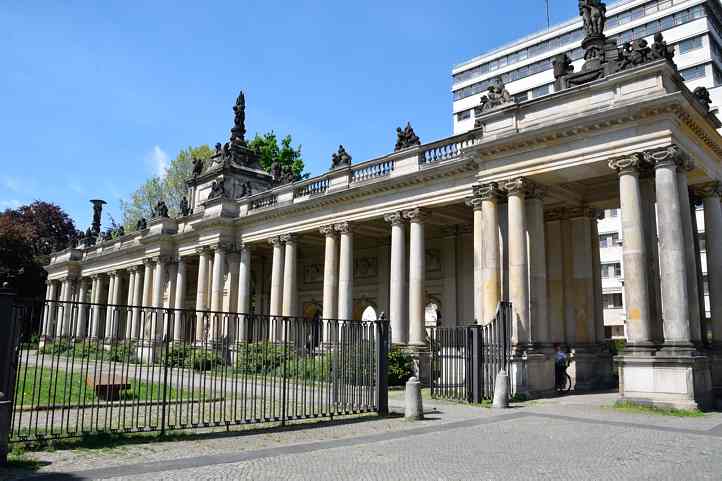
6,392,722,481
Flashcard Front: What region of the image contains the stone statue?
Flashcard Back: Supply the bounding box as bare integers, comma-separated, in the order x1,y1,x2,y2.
330,145,352,169
650,32,675,62
230,90,246,146
579,0,606,38
694,87,712,111
282,165,296,184
179,196,191,217
394,122,421,151
136,217,147,231
208,179,226,200
627,39,650,66
237,181,252,198
271,161,283,183
223,142,231,158
552,53,574,79
215,142,223,154
479,79,512,112
153,200,169,218
192,157,204,177
116,226,125,237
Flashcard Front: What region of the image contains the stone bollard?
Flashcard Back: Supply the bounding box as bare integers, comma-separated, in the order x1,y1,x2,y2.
492,370,510,409
404,376,424,420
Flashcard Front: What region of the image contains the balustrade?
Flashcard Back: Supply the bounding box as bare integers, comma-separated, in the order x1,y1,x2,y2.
351,159,395,183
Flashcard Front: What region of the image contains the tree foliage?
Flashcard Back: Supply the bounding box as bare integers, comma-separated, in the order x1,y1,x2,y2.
0,201,77,298
120,145,213,230
248,132,306,179
120,133,305,230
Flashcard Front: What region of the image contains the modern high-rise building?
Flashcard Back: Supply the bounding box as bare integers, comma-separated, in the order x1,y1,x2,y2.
452,0,721,339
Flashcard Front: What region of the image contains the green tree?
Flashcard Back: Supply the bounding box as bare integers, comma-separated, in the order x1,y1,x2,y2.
248,132,305,179
120,145,213,230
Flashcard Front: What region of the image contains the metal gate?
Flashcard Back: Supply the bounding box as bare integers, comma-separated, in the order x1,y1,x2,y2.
429,302,511,403
3,298,389,444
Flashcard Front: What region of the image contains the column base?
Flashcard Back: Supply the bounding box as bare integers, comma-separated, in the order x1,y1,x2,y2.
569,344,609,391
617,348,713,411
524,349,555,397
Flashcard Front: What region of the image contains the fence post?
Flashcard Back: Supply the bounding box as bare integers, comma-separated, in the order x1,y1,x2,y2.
469,327,482,404
375,320,389,416
159,309,172,436
281,318,289,426
0,284,19,466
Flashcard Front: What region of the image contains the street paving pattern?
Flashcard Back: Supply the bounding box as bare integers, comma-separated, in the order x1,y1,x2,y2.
10,394,722,481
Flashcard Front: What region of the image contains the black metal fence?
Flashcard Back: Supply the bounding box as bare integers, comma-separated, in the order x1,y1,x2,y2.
429,302,511,403
5,299,389,444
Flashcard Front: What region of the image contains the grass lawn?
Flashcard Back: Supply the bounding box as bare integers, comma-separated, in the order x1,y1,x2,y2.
613,400,704,417
15,366,197,408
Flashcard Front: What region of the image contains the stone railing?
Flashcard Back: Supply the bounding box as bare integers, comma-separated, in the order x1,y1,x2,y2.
249,193,278,211
294,177,330,197
351,158,395,183
419,132,481,166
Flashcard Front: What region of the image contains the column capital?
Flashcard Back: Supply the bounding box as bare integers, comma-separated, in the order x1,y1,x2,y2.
334,222,353,234
151,255,172,265
127,265,140,273
644,144,686,170
608,153,647,175
567,206,601,219
319,224,337,237
502,177,543,198
268,236,284,247
383,211,405,226
692,181,722,199
403,208,431,223
211,241,234,254
544,207,567,222
280,233,298,244
195,245,212,256
473,181,504,201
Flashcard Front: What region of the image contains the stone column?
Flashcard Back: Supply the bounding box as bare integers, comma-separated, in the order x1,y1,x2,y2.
42,280,58,338
527,190,548,345
194,247,211,341
282,234,298,318
590,211,605,344
481,184,503,325
131,267,144,339
173,257,187,341
320,226,339,320
405,208,429,346
102,273,118,339
545,209,566,344
569,209,596,345
75,278,89,338
677,161,703,343
141,259,154,340
700,182,722,343
384,212,407,344
269,237,285,340
441,227,457,327
609,155,654,349
640,171,663,343
503,179,531,347
210,244,228,339
237,245,251,341
648,146,692,346
90,275,103,338
125,267,136,339
466,195,483,323
336,223,354,320
61,276,75,337
151,257,167,339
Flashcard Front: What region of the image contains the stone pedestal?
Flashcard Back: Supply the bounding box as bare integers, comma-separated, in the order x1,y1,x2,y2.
570,346,601,391
708,344,722,398
524,350,554,397
617,349,713,410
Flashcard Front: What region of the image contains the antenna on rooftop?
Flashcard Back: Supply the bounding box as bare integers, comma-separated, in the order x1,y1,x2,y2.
545,0,551,30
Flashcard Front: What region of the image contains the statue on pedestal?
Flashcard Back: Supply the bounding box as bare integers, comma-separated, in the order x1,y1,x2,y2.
136,217,147,231
179,196,191,217
208,179,226,200
192,157,204,177
330,145,352,169
579,0,606,38
394,122,421,151
479,79,512,112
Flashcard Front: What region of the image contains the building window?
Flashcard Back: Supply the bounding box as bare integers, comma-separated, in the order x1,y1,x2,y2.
602,293,624,309
679,36,703,55
602,262,622,279
599,232,619,248
680,64,707,81
698,232,706,252
531,84,551,98
456,110,471,121
514,92,529,103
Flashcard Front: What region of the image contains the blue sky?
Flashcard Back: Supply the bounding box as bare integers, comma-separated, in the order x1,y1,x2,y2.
0,1,573,229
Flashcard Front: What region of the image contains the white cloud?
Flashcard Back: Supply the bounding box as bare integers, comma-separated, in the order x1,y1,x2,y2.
146,145,169,178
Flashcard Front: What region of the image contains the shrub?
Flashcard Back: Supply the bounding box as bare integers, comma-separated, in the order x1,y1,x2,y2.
166,345,193,368
38,339,73,355
234,342,287,374
189,349,224,371
387,347,415,386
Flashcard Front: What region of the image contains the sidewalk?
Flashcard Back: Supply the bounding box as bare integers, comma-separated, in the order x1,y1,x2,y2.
4,391,722,480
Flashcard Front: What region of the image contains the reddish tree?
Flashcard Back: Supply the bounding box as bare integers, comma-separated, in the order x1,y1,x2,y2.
0,201,77,297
